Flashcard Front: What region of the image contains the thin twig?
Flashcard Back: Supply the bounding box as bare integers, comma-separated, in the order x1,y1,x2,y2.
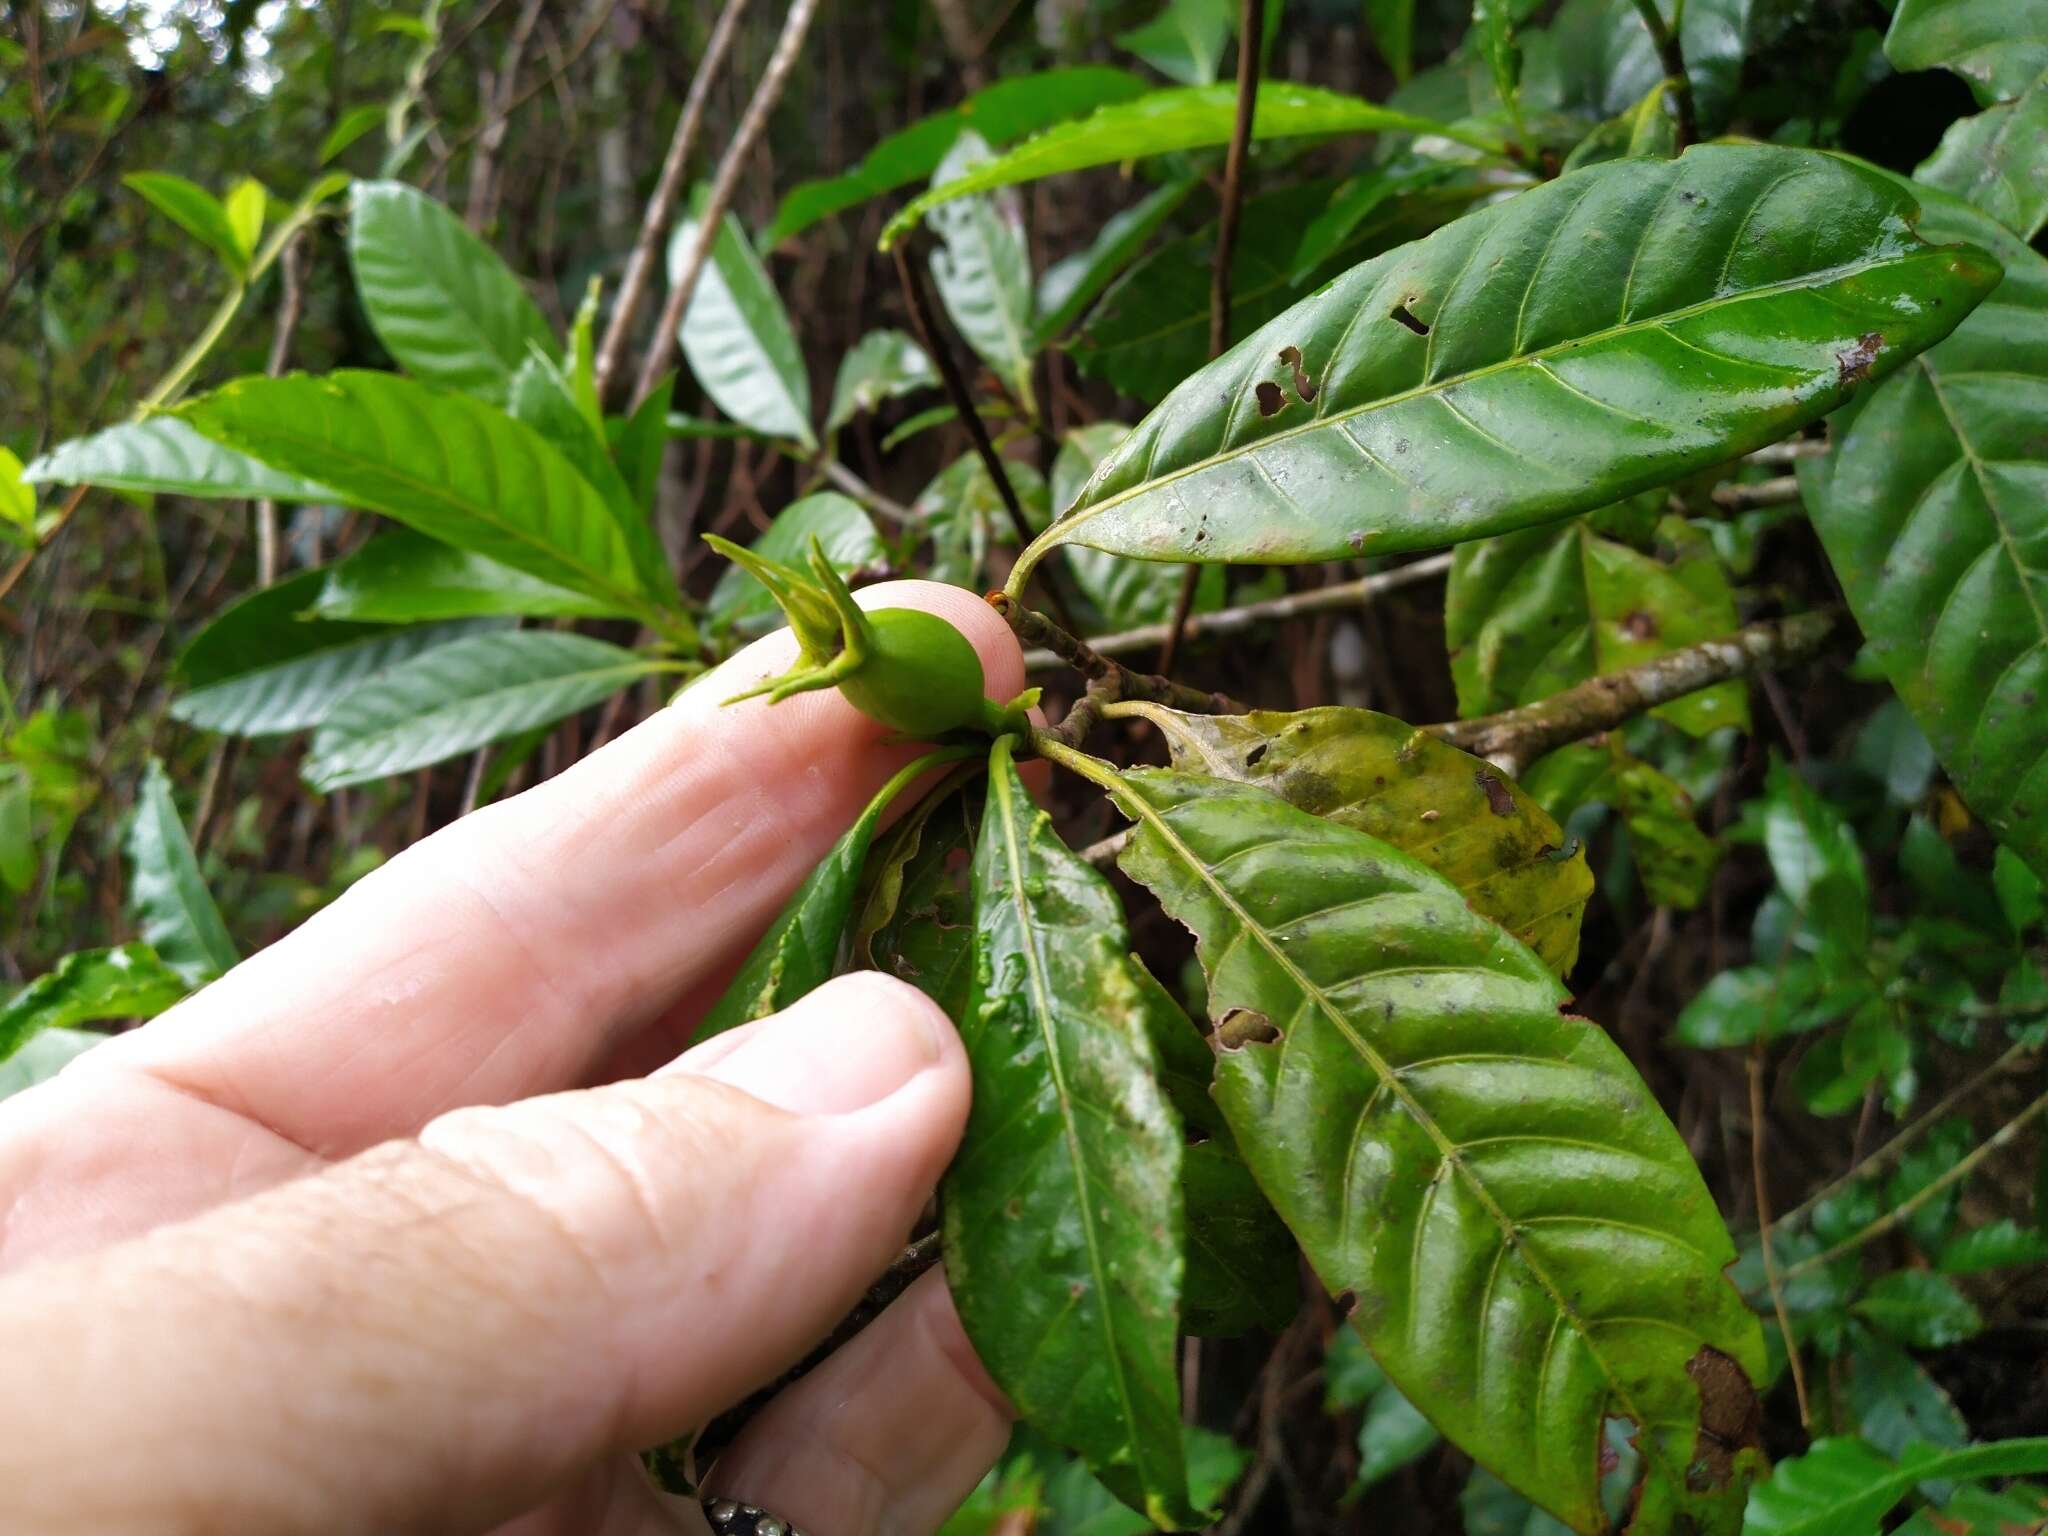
631,0,825,408
464,0,548,231
1745,438,1827,467
1768,1035,2039,1238
591,0,753,404
1433,609,1840,776
997,596,1244,718
1781,1085,2048,1280
819,458,916,524
1630,0,1697,148
1712,475,1802,513
1022,554,1451,669
1750,1041,1812,1426
255,233,309,589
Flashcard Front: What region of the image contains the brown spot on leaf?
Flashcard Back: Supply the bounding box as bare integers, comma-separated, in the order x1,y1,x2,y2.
1683,1347,1763,1492
1621,610,1659,640
1215,1007,1280,1049
1474,769,1515,817
1256,380,1286,416
1836,330,1884,385
1390,302,1430,337
1278,344,1318,401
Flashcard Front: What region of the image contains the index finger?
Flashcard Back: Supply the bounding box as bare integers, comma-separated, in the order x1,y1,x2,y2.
76,581,1023,1156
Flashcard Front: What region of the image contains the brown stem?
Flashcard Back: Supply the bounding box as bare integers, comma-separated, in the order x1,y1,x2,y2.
631,0,825,408
590,0,754,405
1433,609,1839,775
1711,474,1802,513
1629,0,1697,149
996,596,1245,718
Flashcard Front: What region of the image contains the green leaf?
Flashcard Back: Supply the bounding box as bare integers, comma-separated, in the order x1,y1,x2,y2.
1364,0,1417,82
943,739,1197,1528
1550,0,1754,137
1035,177,1200,346
1448,514,1750,738
223,177,267,263
863,783,980,1019
1917,73,2048,241
926,131,1038,412
883,83,1495,248
706,492,886,634
125,759,238,987
22,417,336,501
1898,1482,2048,1536
1474,0,1526,133
614,371,674,514
1111,702,1592,975
0,767,32,893
0,945,187,1067
1672,960,1836,1048
1107,767,1765,1533
1941,1217,2048,1274
1290,163,1453,284
1052,424,1222,630
1608,750,1722,910
347,181,556,404
1181,1138,1299,1337
0,447,33,538
177,372,660,621
765,68,1151,246
1026,146,1996,580
696,752,967,1040
672,186,815,449
172,571,500,737
1853,1270,1983,1349
124,171,249,275
914,450,1050,590
1760,757,1870,949
313,531,630,624
1746,1437,2048,1536
319,103,386,165
826,328,937,434
1117,0,1231,86
0,1027,105,1101
304,630,661,790
1886,0,2048,106
1847,1328,1969,1457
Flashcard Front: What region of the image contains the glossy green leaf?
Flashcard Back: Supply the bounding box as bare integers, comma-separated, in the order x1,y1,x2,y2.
698,752,969,1041
22,417,335,502
707,494,887,634
1550,0,1753,136
926,130,1038,411
672,186,815,450
765,68,1150,246
1672,959,1834,1048
178,372,661,622
1290,164,1452,283
1853,1270,1982,1349
1052,424,1221,630
1112,702,1592,975
1609,750,1722,909
1365,0,1417,83
1474,0,1526,133
313,531,630,624
0,945,186,1067
826,328,938,433
171,571,500,737
862,784,980,1019
1917,73,2048,246
1035,176,1198,345
1117,0,1231,86
126,759,237,987
347,181,555,403
1801,183,2046,877
304,630,661,790
884,83,1494,247
1886,0,2048,106
0,1027,105,1101
1107,768,1765,1533
1026,146,1995,581
124,171,249,274
943,740,1197,1527
1940,1217,2048,1273
1448,514,1749,738
914,451,1049,591
1745,1437,2048,1536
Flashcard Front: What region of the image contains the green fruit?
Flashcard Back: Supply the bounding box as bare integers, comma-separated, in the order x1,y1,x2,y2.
840,607,998,737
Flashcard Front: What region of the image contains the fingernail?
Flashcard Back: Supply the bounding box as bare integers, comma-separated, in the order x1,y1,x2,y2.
673,972,948,1116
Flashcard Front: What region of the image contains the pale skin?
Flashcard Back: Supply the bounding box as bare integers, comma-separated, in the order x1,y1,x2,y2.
0,581,1023,1536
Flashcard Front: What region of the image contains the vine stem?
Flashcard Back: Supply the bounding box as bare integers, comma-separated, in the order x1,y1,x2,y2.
1629,0,1697,148
1780,1084,2048,1280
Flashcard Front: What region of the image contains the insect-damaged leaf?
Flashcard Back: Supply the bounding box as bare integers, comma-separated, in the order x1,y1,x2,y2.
1108,768,1766,1534
1018,146,1995,581
1110,702,1591,975
943,740,1201,1527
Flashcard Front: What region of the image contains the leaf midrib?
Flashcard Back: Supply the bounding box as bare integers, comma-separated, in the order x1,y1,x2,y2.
1122,782,1695,1496
1053,244,1947,550
988,760,1155,1482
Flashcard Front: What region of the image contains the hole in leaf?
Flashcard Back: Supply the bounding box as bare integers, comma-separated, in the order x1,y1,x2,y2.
1215,1006,1280,1049
1244,743,1268,768
1277,344,1318,402
1255,380,1286,416
1389,302,1430,336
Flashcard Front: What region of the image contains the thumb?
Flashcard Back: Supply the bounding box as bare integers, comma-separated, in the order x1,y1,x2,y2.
0,972,967,1536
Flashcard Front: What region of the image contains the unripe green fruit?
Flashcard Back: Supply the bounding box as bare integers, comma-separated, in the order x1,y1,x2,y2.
839,607,1000,737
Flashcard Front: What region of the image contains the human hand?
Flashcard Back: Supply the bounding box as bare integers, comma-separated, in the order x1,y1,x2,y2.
0,582,1021,1536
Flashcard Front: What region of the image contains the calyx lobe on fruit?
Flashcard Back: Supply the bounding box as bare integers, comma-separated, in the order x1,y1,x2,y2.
703,532,1036,738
